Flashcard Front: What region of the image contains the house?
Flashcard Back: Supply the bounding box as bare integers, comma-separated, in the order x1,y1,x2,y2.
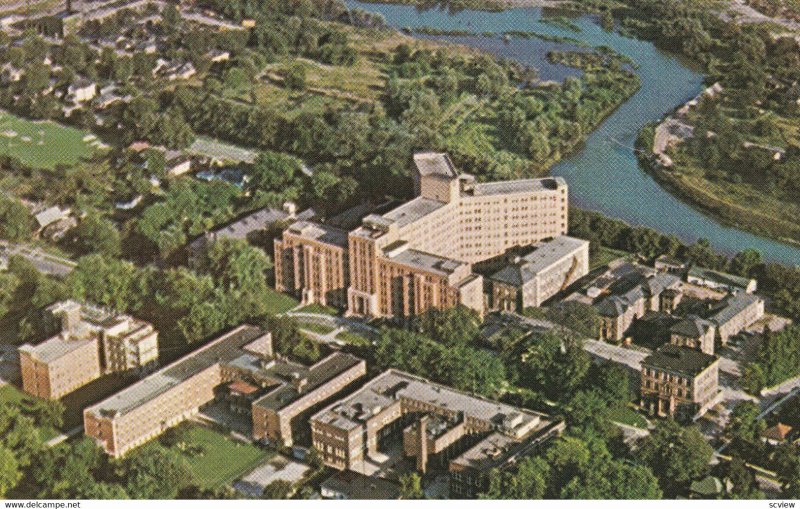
670,315,716,355
241,18,256,28
488,236,590,312
761,423,793,445
654,254,686,274
687,266,757,294
67,79,97,103
1,64,23,83
595,272,682,342
34,206,71,231
320,471,400,500
709,293,765,346
165,151,192,177
640,344,720,421
206,49,230,63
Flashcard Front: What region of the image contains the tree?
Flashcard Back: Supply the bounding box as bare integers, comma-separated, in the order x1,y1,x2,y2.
521,331,590,400
284,62,307,91
639,419,713,495
0,446,20,497
561,461,661,499
68,255,144,312
73,214,121,257
413,305,481,346
262,480,293,499
545,301,600,338
729,249,763,278
480,456,549,499
399,472,423,499
726,401,765,443
0,196,34,241
726,457,764,499
119,448,192,499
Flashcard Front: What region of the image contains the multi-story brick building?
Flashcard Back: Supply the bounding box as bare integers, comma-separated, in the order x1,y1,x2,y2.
84,325,365,457
710,293,765,346
640,344,720,420
595,272,681,342
489,236,589,312
18,301,159,400
274,152,570,320
670,315,716,355
309,370,560,474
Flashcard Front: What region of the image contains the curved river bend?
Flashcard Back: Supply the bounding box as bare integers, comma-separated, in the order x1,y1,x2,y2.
344,1,800,265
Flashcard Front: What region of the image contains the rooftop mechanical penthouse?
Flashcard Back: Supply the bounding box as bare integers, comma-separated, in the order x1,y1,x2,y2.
274,152,569,320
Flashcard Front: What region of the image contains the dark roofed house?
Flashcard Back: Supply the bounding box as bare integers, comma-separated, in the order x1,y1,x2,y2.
641,344,720,421
320,470,400,500
670,315,716,355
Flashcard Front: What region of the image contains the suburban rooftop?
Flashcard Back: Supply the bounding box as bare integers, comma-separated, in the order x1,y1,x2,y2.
643,344,718,376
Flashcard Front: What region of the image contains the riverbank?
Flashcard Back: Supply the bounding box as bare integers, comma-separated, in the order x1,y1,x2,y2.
643,159,800,248
363,0,569,12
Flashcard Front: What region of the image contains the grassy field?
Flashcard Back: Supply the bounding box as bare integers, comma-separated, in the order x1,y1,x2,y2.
265,287,299,314
0,111,102,169
298,322,336,335
149,423,272,489
590,246,630,270
335,330,373,347
607,405,649,429
295,303,339,316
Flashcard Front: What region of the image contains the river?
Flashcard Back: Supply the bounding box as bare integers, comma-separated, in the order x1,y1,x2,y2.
344,0,800,265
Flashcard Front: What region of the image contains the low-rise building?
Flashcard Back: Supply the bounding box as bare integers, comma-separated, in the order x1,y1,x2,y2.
687,266,757,294
84,325,365,457
595,272,681,342
640,344,720,420
310,369,560,473
19,301,159,399
67,79,97,103
320,471,400,500
709,293,765,346
488,236,589,312
670,315,716,355
448,421,565,499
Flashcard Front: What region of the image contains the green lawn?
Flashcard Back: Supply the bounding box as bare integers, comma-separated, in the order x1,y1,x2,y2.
265,287,299,314
590,246,630,270
296,303,339,316
607,405,649,429
335,330,373,347
0,111,102,169
161,424,272,489
299,322,336,335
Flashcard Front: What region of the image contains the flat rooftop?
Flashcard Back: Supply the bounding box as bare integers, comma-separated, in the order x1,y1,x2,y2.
413,152,458,179
643,344,718,376
471,177,565,197
87,325,269,417
19,336,96,364
312,370,544,434
387,248,467,277
253,352,364,411
381,197,446,229
286,220,349,247
490,236,588,286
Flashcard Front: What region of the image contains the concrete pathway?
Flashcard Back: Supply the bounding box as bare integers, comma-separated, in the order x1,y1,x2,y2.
45,425,83,448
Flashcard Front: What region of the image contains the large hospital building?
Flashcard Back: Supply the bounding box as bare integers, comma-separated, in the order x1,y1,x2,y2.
274,152,571,320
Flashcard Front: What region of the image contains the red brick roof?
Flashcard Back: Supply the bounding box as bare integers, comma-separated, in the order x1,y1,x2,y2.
762,423,793,442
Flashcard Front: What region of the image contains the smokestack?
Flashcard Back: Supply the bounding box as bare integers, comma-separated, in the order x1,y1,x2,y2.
417,416,428,474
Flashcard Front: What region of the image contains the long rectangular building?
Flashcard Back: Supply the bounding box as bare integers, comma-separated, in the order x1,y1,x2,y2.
84,325,366,457
275,152,570,320
309,369,559,472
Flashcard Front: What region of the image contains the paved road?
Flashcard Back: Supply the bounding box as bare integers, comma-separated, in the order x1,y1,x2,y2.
1,241,76,277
